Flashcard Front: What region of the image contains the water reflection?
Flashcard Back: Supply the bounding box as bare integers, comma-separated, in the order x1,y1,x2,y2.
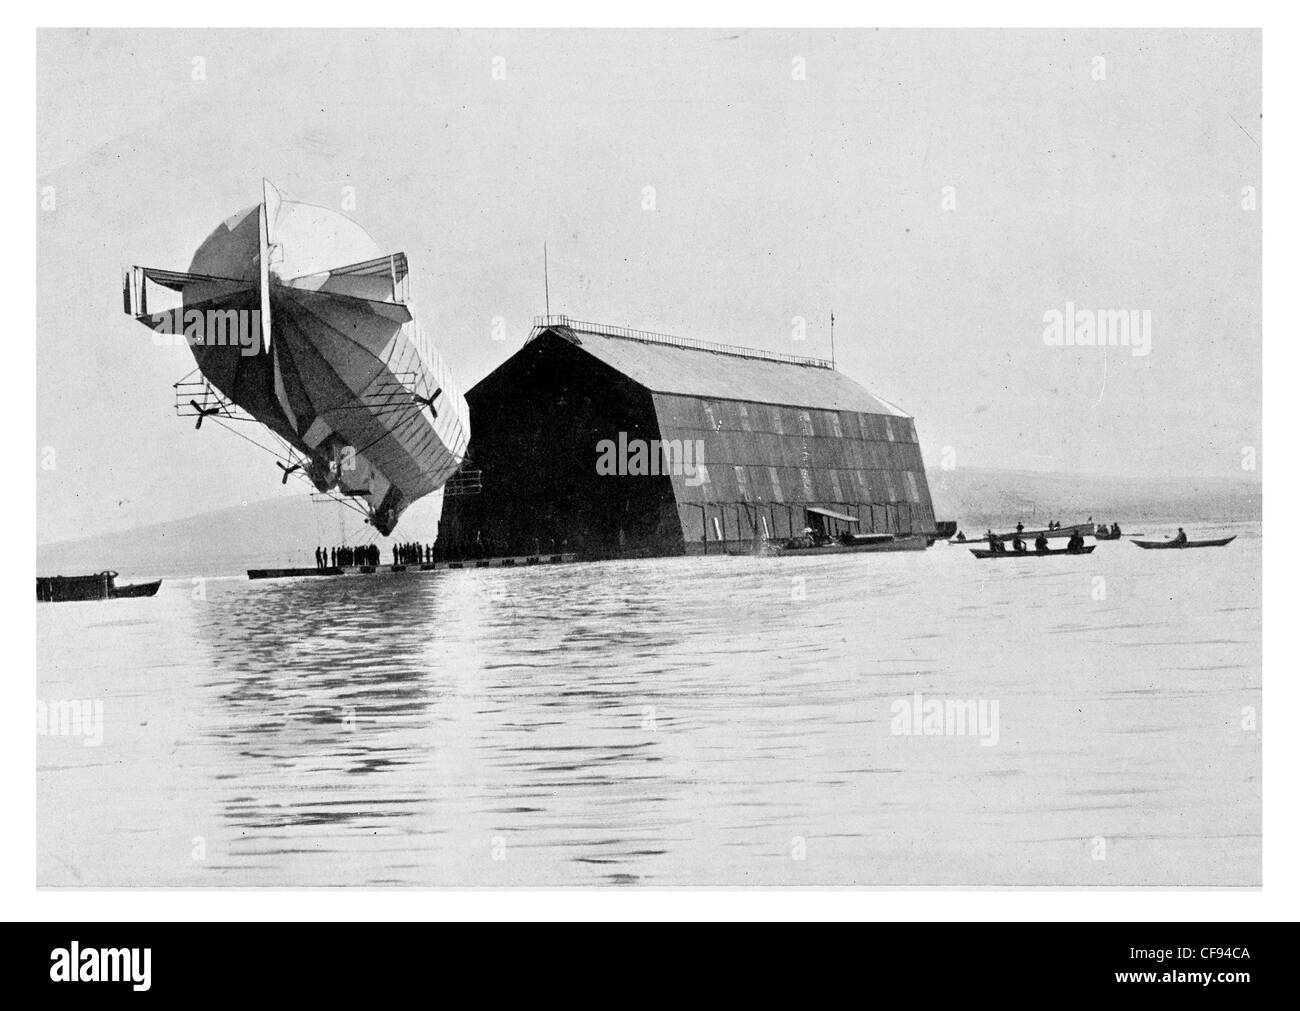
184,564,700,882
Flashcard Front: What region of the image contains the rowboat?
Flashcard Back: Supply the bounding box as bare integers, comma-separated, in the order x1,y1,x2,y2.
969,545,1096,559
1132,535,1236,550
1093,528,1123,540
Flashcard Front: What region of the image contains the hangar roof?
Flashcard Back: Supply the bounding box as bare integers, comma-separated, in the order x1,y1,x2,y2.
528,318,909,417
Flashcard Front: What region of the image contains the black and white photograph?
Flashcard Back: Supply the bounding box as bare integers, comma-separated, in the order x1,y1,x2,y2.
16,15,1291,941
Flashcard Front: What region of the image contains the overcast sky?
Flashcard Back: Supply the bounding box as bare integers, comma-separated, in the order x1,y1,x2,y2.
36,28,1261,544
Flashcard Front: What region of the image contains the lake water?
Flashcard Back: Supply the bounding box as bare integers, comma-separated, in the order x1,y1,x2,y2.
37,522,1261,886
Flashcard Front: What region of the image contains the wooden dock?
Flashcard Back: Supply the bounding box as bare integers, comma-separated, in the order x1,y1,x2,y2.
247,566,343,580
247,554,577,581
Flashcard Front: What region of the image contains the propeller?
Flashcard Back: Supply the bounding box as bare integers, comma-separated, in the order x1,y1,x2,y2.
276,461,302,484
190,400,222,430
413,386,442,417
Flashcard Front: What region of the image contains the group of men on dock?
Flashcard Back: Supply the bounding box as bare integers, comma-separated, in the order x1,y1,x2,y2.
311,542,443,569
315,544,380,569
392,542,438,566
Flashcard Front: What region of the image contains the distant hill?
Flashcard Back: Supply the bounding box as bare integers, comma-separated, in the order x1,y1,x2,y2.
39,497,331,581
37,467,1260,579
926,467,1261,532
35,495,438,581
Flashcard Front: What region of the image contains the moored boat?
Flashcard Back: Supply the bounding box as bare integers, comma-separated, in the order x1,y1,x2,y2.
774,534,929,556
37,572,161,602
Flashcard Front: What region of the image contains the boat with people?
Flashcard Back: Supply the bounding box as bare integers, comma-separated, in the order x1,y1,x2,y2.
969,545,1096,559
1132,533,1237,550
1093,523,1124,540
975,521,1093,557
37,571,162,602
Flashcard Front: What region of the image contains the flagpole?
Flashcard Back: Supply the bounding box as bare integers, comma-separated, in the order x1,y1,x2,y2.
830,312,836,369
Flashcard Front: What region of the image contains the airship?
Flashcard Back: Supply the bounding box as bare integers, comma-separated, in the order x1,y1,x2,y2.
122,180,470,535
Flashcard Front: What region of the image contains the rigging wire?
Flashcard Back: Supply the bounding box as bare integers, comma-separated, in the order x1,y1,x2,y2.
206,414,373,524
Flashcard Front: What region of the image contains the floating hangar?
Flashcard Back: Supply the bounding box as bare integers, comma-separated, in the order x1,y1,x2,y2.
438,316,937,559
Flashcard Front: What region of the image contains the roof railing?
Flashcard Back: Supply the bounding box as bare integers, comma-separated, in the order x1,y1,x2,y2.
529,315,835,369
